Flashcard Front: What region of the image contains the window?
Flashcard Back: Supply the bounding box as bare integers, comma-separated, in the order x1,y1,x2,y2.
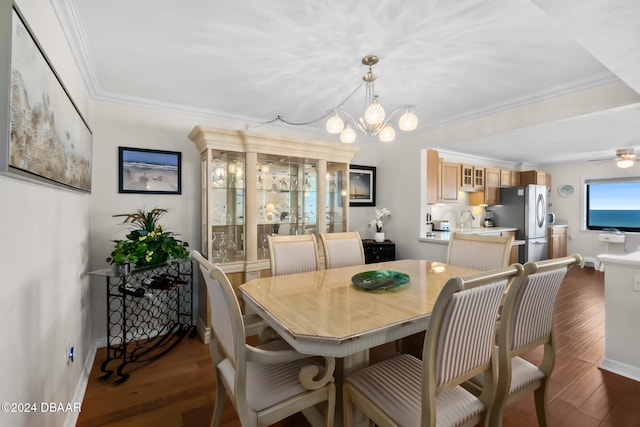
586,178,640,232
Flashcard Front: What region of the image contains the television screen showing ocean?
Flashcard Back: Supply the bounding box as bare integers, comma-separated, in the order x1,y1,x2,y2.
588,210,640,228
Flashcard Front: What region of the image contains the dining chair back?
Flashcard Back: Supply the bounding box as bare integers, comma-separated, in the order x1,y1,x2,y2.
343,264,525,427
319,231,365,269
446,232,514,270
487,254,582,427
192,250,336,427
268,234,320,276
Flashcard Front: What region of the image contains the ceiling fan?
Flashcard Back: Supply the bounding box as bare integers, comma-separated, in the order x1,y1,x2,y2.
590,148,639,168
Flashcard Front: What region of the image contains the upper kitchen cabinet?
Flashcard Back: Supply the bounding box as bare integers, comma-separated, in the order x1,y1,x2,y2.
469,167,500,205
426,150,439,204
460,164,474,190
189,126,358,279
500,169,511,187
520,170,549,186
460,165,484,191
439,160,460,202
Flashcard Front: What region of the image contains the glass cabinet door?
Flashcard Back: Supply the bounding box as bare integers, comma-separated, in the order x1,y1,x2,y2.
326,162,347,233
209,152,245,263
256,155,318,260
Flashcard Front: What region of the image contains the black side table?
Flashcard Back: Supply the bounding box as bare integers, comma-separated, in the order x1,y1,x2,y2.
362,239,396,264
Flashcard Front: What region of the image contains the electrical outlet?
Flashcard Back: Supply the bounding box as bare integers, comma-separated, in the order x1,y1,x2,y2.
66,342,75,364
633,275,640,292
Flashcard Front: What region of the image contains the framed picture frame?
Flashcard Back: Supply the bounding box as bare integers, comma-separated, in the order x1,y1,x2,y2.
118,147,182,194
0,3,92,192
349,165,376,206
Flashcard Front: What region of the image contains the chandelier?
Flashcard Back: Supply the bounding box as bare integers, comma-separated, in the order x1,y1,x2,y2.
251,55,417,144
325,55,418,143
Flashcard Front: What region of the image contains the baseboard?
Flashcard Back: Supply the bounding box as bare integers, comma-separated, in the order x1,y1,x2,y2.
599,357,640,382
63,341,97,427
197,316,211,344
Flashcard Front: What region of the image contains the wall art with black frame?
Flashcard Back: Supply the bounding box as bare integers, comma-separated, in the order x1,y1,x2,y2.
118,147,182,194
0,2,92,192
349,165,376,207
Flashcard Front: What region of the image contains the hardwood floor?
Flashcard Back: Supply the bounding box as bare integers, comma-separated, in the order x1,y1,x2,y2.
77,266,640,427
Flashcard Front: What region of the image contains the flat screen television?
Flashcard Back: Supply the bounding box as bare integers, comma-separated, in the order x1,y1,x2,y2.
586,179,640,232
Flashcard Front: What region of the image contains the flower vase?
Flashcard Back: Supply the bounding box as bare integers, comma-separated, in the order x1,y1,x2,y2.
374,232,385,243
114,262,131,276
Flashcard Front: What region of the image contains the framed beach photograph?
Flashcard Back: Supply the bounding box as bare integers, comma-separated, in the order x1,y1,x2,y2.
0,4,92,192
349,165,376,206
118,147,182,194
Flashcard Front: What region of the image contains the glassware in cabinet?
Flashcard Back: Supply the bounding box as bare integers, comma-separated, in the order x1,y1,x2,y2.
208,152,245,263
326,162,348,233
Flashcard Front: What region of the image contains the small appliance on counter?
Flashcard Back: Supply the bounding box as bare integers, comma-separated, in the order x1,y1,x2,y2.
483,209,494,227
433,220,450,231
425,213,435,236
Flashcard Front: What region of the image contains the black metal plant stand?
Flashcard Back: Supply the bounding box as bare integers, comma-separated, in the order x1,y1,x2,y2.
89,260,194,384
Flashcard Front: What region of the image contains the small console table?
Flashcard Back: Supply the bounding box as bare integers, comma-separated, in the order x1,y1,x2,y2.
89,260,194,383
362,239,396,264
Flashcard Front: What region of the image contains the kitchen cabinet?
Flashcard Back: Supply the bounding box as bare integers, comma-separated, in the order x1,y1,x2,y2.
460,164,474,190
461,164,483,191
520,170,548,186
500,169,511,187
439,160,459,202
426,150,440,204
473,167,484,191
548,225,567,259
510,170,520,187
469,167,500,205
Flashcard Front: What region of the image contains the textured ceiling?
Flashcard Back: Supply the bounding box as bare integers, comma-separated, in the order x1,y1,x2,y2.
52,0,640,165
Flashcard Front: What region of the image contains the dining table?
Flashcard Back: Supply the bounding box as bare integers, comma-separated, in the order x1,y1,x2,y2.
239,259,480,426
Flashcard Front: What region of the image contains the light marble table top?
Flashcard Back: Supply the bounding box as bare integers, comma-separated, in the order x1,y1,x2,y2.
240,259,479,358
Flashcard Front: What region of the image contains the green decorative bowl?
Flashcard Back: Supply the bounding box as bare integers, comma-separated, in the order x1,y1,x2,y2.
351,270,410,291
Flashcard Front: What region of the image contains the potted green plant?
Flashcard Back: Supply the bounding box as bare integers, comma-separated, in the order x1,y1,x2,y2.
106,207,189,270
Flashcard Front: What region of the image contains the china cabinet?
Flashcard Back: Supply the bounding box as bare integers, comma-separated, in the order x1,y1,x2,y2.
189,126,357,341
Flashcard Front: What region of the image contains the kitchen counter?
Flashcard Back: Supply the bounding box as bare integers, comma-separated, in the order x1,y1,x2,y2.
597,251,640,381
419,227,519,244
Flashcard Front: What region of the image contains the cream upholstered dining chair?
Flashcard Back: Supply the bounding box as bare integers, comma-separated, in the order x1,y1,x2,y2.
446,232,514,270
343,264,525,427
319,231,365,269
401,232,516,358
191,251,268,339
191,250,336,427
466,254,582,427
267,234,320,276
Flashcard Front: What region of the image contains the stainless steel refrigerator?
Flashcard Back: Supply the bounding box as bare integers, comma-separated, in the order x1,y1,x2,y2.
492,184,548,262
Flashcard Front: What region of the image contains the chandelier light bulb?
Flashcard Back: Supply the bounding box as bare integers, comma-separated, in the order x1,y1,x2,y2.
326,113,344,134
340,125,356,144
378,124,396,142
365,96,385,125
398,109,418,131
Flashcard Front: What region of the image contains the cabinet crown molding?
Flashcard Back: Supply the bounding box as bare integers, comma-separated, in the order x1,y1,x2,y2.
189,126,359,163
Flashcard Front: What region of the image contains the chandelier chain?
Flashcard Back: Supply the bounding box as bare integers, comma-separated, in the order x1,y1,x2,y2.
249,81,365,128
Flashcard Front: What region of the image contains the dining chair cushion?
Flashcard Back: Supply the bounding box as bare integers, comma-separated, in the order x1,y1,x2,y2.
218,339,324,413
346,354,484,426
469,349,544,395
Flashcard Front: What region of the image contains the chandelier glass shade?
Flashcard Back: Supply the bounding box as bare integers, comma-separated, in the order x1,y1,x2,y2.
326,55,418,143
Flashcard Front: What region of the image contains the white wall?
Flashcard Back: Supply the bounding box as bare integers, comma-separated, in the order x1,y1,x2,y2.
544,161,640,257
0,1,92,426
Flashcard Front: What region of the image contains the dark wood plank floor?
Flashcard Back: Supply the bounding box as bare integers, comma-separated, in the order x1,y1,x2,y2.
77,266,640,427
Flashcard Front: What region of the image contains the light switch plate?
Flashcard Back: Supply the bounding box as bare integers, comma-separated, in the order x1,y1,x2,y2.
633,275,640,292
